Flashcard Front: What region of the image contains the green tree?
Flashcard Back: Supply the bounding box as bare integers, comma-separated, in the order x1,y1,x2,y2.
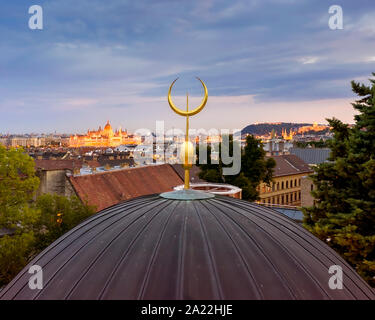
34,194,96,251
303,73,375,286
0,145,96,287
295,139,328,149
0,145,40,286
198,135,275,201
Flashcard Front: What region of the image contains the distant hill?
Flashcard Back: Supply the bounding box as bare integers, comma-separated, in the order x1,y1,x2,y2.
242,123,316,136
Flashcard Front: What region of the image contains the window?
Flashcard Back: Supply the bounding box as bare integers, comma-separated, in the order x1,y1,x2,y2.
281,181,284,189
295,192,297,201
299,191,301,200
286,194,289,203
277,182,280,190
294,179,297,187
286,181,288,189
281,195,284,204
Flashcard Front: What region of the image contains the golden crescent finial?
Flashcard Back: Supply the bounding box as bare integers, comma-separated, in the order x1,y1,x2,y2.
168,77,208,117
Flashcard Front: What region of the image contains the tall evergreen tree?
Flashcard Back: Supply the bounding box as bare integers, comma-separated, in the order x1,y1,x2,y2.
303,73,375,286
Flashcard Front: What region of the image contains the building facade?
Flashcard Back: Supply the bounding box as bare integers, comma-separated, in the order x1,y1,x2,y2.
0,137,46,147
300,175,315,207
258,154,313,206
34,160,80,198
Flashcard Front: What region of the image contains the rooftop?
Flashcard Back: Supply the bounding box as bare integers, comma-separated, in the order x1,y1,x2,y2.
35,159,82,171
2,194,373,300
269,154,313,177
68,164,183,211
171,164,205,184
289,148,331,165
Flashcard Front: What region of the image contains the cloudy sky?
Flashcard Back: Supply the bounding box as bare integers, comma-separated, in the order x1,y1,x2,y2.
1,0,375,134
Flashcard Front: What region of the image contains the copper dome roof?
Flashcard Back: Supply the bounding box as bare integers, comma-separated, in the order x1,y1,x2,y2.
1,194,374,300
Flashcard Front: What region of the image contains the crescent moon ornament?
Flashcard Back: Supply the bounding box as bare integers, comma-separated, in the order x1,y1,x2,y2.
168,77,208,117
167,77,208,190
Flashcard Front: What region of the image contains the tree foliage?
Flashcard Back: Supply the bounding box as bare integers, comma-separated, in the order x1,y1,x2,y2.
295,139,328,149
0,145,40,286
0,145,95,287
303,73,375,286
34,194,95,251
0,145,40,229
198,135,275,201
0,232,35,287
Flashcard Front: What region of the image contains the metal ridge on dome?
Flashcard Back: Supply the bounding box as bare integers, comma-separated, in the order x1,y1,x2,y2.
1,194,373,300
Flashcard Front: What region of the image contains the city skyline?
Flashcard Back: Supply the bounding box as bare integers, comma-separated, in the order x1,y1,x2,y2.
0,119,331,136
1,0,375,133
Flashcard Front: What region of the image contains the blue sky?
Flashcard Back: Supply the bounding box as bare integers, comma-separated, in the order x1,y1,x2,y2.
0,0,375,134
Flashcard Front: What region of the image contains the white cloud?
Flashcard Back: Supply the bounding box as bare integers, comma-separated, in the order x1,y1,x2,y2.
298,56,319,65
364,56,375,63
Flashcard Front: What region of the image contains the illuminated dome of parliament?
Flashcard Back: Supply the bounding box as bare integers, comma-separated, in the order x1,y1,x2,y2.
104,120,112,131
1,193,374,300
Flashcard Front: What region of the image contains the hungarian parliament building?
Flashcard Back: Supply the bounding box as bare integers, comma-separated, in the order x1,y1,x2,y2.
69,121,141,147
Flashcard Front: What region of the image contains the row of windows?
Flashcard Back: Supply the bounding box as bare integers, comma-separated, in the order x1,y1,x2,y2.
262,178,302,193
261,191,301,205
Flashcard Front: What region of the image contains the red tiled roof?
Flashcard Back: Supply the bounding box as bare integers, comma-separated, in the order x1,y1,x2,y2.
268,154,313,177
35,159,82,171
171,164,206,183
68,164,183,211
